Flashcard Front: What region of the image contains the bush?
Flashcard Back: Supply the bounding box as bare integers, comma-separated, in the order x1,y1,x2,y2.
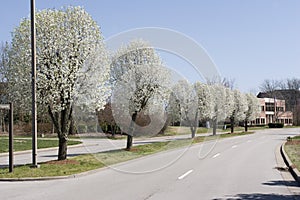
268,123,284,128
87,125,97,133
77,124,87,133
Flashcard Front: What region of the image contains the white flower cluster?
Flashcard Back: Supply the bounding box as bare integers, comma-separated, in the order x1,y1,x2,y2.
110,40,171,136
7,6,110,114
169,80,261,125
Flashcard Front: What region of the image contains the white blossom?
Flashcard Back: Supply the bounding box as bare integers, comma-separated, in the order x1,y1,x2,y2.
7,6,110,114
245,93,261,121
230,90,248,121
111,39,171,137
171,79,198,137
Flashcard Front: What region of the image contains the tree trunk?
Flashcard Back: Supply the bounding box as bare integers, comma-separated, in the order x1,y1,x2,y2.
230,117,234,133
48,104,72,160
111,125,116,138
212,119,217,136
58,135,67,160
191,127,196,138
244,120,248,132
126,111,138,150
68,115,76,135
126,134,133,150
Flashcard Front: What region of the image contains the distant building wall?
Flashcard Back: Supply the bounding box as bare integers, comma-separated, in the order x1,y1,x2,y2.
257,90,299,125
254,97,293,126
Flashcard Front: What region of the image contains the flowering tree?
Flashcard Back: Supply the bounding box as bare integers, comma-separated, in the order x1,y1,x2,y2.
167,91,181,126
209,84,234,135
244,93,261,132
229,90,247,133
111,40,170,149
172,80,198,138
194,81,213,126
7,7,110,160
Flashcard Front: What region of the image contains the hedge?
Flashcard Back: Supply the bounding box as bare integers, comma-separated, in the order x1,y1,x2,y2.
268,123,284,128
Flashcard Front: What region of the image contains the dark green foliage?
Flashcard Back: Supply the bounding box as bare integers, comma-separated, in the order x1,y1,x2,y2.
268,123,284,128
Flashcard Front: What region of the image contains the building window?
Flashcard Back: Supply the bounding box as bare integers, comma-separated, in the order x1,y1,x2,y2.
276,107,284,112
261,106,265,111
261,118,265,124
256,118,260,124
266,103,274,111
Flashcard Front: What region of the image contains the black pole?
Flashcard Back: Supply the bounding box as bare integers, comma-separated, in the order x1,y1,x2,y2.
31,0,38,167
9,103,13,173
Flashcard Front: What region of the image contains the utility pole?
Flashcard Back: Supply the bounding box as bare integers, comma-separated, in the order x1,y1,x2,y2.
31,0,38,168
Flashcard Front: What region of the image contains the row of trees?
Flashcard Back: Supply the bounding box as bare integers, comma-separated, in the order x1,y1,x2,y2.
0,6,261,160
168,80,261,137
260,78,300,92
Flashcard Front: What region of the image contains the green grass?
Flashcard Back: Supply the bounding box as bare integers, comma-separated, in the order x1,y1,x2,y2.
0,138,81,153
284,136,300,171
0,154,103,178
0,131,253,179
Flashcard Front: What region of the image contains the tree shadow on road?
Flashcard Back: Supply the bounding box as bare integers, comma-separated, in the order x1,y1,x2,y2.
213,193,299,200
263,180,299,187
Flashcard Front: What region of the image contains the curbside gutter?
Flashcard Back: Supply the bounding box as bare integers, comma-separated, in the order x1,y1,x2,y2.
281,142,300,185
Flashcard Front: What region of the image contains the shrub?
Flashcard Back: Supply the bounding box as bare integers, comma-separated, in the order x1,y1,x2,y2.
87,125,97,133
77,124,87,133
268,123,284,128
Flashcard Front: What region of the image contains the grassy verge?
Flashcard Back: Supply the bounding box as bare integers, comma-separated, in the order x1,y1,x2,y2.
165,125,264,136
0,131,253,178
0,138,81,153
284,135,300,171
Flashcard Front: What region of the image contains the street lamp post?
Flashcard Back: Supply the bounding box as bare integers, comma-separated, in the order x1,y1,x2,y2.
31,0,38,168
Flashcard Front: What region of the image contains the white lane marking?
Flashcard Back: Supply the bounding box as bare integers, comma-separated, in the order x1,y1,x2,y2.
178,170,193,180
212,153,220,158
231,145,238,149
247,140,252,143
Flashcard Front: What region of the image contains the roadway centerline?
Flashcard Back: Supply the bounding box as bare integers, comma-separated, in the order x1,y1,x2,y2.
178,170,193,180
212,153,220,158
231,145,238,149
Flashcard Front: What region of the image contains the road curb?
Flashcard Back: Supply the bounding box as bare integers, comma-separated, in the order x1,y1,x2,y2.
281,141,300,185
0,164,109,182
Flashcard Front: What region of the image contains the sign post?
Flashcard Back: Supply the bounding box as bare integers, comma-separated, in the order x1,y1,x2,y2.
0,103,13,172
9,103,13,172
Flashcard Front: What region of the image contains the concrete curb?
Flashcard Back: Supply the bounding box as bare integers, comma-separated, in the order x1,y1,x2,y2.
281,142,300,185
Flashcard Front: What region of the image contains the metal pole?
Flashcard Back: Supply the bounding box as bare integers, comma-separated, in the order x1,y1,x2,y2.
9,103,13,173
31,0,38,167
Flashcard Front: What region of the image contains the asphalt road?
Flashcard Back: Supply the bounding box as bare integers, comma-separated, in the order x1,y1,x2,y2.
1,128,300,200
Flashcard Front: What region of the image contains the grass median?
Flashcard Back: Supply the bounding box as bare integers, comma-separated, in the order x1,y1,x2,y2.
284,135,300,171
0,131,253,179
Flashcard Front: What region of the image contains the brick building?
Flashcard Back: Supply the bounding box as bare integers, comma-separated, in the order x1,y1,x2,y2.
255,97,293,126
257,90,300,125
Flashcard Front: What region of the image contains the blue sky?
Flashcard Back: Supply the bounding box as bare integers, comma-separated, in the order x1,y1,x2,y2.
1,0,300,93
